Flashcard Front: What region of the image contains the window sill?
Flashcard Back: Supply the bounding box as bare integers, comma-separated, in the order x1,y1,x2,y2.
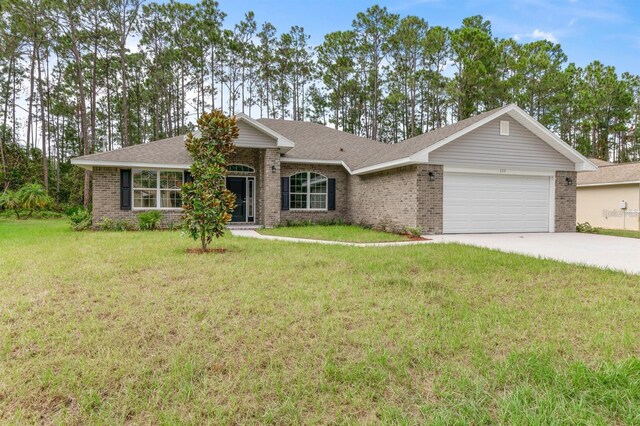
132,208,182,211
289,209,329,212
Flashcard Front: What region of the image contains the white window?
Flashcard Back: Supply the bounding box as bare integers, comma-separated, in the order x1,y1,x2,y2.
133,169,183,209
228,164,255,173
290,172,327,210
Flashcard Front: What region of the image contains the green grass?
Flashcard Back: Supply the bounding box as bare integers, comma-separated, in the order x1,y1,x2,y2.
258,224,408,243
593,228,640,239
1,219,640,424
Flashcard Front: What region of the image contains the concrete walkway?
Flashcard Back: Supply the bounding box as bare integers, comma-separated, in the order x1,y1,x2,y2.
230,229,431,247
429,232,640,274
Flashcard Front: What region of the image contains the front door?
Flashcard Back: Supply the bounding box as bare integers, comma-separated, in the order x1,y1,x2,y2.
227,177,246,222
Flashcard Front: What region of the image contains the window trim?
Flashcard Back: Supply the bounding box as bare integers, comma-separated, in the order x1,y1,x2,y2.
132,168,185,211
227,164,255,173
289,172,328,211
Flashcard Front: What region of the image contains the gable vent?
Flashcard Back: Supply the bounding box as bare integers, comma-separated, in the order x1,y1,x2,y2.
500,120,510,136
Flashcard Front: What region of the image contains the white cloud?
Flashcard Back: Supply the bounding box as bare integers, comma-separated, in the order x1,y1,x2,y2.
531,29,557,42
512,29,558,43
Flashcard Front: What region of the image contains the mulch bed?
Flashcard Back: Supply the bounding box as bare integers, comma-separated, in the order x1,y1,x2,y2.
401,234,430,241
186,247,227,254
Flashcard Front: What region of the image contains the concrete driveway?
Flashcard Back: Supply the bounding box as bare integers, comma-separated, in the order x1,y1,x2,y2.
428,233,640,274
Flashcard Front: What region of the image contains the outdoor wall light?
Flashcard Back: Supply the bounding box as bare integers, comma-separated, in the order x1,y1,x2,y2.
271,165,277,173
565,177,573,186
428,171,436,181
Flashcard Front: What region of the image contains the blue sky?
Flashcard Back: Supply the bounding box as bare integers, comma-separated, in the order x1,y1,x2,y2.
214,0,640,75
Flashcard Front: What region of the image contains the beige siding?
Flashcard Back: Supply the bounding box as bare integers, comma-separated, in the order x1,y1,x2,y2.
577,184,640,230
429,116,574,170
237,121,277,148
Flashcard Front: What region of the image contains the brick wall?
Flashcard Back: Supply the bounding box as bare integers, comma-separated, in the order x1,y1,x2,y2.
416,164,443,234
555,170,577,232
348,165,419,232
92,167,182,228
91,147,266,228
279,163,349,224
261,148,281,227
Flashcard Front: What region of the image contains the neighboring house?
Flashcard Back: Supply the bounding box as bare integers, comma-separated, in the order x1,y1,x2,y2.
71,104,596,234
577,160,640,231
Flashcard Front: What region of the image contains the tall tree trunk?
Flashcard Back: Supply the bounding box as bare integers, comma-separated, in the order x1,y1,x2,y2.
26,44,37,157
120,43,129,146
36,46,48,191
68,23,91,208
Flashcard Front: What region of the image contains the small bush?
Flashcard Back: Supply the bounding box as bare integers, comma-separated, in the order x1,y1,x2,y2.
576,222,598,233
403,226,423,237
137,210,162,231
0,190,21,219
17,184,51,216
98,217,136,231
69,209,92,231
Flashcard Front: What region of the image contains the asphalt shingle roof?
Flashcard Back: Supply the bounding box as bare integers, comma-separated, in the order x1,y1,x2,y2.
73,105,513,172
578,160,640,185
73,134,190,165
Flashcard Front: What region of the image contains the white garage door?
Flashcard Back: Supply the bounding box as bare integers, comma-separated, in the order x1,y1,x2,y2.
443,172,552,233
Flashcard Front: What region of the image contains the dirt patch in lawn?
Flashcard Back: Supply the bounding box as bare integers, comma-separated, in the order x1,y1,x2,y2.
186,247,227,254
401,233,430,241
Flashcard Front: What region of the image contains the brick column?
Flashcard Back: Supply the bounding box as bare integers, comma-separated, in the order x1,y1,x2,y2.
555,170,577,232
417,164,443,234
262,148,281,227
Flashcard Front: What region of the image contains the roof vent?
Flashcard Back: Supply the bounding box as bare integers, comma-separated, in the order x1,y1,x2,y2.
340,147,344,152
500,120,509,136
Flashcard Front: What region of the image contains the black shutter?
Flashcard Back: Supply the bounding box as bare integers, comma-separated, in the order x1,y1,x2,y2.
120,169,132,210
183,170,193,183
281,176,289,210
328,178,336,211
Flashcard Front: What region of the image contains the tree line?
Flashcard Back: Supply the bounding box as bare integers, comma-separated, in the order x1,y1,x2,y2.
1,1,640,208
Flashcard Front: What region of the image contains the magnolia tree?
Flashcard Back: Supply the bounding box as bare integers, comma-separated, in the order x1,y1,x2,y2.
181,110,239,251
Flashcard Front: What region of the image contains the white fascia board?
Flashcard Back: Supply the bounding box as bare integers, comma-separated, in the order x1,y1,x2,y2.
280,157,352,174
70,158,190,170
352,157,414,175
577,181,640,187
235,113,295,150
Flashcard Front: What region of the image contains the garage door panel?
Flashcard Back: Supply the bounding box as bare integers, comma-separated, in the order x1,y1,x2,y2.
443,172,551,233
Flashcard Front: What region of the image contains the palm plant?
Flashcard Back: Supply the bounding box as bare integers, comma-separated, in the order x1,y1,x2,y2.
17,184,51,217
0,190,21,219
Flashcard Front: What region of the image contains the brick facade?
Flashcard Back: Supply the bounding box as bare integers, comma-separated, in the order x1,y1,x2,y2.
555,170,577,232
260,148,281,227
348,166,419,232
90,149,578,234
416,164,443,234
92,166,183,228
279,163,349,224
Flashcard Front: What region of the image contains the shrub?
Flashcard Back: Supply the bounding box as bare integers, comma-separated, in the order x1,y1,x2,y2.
98,217,136,231
576,222,599,233
69,209,92,231
182,110,239,250
404,226,423,237
0,190,21,219
137,210,162,231
17,184,51,216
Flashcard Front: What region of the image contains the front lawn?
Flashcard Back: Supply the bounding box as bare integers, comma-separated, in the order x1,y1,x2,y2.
258,224,408,243
1,220,639,424
593,228,640,239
